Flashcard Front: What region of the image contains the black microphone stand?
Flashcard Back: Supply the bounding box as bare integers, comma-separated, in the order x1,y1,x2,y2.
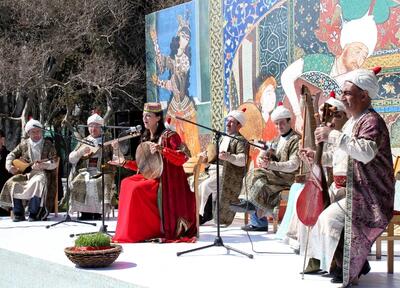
46,126,97,228
176,116,255,259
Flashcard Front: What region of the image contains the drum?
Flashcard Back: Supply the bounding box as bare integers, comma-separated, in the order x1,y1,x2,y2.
135,141,163,179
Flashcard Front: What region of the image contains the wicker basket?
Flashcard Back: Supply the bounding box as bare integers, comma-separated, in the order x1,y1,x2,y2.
64,245,122,268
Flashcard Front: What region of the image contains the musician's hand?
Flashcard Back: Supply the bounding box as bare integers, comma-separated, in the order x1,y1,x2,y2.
258,157,269,168
80,146,92,157
299,148,316,162
32,162,44,171
9,166,19,175
198,151,208,163
149,143,162,154
111,140,119,149
315,125,333,144
218,151,230,161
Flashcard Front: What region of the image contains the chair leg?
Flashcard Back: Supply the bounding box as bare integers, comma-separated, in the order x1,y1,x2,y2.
376,237,382,260
388,222,394,274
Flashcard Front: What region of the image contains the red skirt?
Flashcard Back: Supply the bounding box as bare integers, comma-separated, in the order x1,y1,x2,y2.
112,174,162,243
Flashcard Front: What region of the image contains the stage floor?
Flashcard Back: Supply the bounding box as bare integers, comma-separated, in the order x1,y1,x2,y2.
0,212,399,288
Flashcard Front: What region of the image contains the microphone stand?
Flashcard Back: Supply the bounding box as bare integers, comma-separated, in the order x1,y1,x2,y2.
175,116,257,259
45,126,97,228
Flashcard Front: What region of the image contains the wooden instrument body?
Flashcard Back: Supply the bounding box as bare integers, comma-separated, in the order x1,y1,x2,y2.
135,141,163,179
12,157,55,174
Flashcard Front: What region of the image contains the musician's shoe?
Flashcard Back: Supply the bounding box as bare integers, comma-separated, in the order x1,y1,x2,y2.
301,258,321,274
12,215,26,222
358,260,371,278
230,200,256,213
330,274,343,284
241,224,268,232
199,214,212,225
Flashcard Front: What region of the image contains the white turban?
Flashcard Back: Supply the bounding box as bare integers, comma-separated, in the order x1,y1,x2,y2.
342,68,379,98
270,103,291,122
87,113,104,126
25,119,42,133
340,14,377,57
227,110,246,126
326,97,346,112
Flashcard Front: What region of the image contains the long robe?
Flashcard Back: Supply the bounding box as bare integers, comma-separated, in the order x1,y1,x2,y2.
341,109,395,286
113,129,197,243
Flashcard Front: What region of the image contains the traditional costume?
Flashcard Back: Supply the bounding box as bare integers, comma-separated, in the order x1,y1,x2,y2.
0,119,58,220
68,113,114,219
198,109,248,226
307,68,395,286
112,103,197,243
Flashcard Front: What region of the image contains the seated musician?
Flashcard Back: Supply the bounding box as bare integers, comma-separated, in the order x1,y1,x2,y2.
68,112,114,220
111,102,197,243
198,109,248,226
0,119,57,222
231,102,300,232
287,94,348,273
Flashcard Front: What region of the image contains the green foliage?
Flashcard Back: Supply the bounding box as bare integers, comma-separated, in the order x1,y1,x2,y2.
75,233,111,247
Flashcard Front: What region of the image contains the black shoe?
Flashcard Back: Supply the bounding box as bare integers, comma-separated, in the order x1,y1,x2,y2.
230,200,256,213
330,274,343,283
241,224,268,232
199,214,212,225
12,215,26,222
358,260,371,278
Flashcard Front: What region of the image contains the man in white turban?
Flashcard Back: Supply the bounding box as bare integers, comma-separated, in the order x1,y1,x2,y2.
231,102,301,232
311,67,395,286
0,119,57,222
198,109,248,226
68,112,115,220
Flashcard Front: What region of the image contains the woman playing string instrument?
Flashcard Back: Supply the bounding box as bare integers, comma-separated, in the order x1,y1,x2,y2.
111,102,197,243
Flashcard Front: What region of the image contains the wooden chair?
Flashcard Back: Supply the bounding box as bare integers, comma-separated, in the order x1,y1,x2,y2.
187,156,205,237
375,212,400,273
375,155,400,273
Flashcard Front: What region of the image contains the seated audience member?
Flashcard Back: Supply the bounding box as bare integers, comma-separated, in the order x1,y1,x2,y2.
0,130,12,216
111,102,197,243
198,109,248,226
231,102,300,232
68,113,114,220
0,119,57,221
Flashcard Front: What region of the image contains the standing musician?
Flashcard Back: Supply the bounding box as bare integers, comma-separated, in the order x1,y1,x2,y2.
231,103,301,232
68,113,114,220
0,119,57,222
197,109,248,226
306,67,395,286
111,102,197,243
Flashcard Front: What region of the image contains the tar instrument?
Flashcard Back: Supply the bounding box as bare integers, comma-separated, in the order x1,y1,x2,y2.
12,156,56,174
135,141,163,179
79,132,140,157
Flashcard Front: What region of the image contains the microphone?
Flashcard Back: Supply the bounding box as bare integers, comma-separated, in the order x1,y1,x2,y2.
123,125,142,134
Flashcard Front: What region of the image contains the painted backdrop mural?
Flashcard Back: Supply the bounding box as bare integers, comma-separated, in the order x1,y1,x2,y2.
146,0,400,152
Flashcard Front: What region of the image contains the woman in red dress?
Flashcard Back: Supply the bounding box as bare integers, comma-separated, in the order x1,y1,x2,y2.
112,102,197,243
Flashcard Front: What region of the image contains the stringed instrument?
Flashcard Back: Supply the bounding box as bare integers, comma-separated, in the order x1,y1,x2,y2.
296,92,333,227
12,156,57,174
79,131,141,157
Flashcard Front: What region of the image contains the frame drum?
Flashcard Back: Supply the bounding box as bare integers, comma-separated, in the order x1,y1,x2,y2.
135,141,163,179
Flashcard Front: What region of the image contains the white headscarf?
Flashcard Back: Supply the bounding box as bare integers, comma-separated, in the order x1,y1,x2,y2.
326,97,346,112
227,110,246,126
87,113,104,126
24,119,42,134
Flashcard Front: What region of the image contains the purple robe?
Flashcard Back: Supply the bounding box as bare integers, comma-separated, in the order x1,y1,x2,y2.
343,109,395,286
